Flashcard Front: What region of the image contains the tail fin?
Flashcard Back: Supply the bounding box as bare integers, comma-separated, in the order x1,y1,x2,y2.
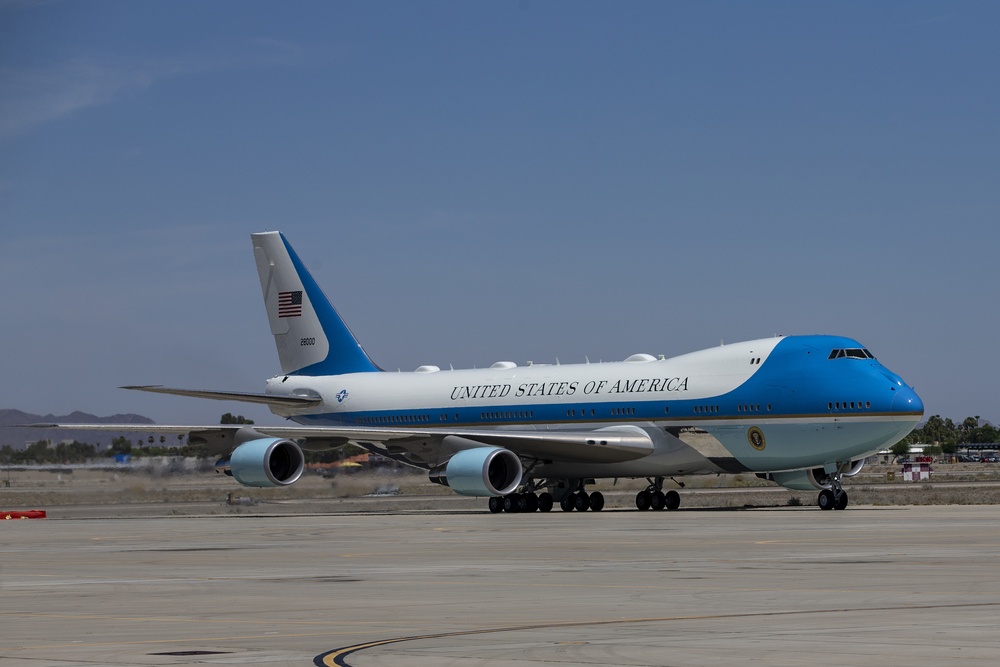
251,231,380,376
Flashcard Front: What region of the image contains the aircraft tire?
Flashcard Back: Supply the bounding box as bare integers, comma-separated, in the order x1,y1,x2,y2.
835,491,849,511
635,491,651,511
560,495,575,512
650,491,666,511
665,490,681,510
489,496,504,513
589,491,605,512
574,492,591,512
538,492,554,512
523,493,539,512
517,494,531,512
818,489,835,510
503,494,520,513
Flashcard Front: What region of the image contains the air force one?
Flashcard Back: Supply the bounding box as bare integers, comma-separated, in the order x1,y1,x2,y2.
37,231,924,512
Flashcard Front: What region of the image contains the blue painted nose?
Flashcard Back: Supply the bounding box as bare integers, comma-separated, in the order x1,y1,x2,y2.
892,384,924,422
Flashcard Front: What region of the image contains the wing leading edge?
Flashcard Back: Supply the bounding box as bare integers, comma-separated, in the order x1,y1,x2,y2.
20,422,654,466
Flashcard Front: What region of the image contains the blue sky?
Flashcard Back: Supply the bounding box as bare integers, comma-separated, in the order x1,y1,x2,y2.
1,1,997,426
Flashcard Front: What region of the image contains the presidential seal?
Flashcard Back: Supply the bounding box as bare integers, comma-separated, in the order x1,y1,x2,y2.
747,426,766,451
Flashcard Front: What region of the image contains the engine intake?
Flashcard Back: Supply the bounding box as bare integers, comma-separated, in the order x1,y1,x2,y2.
430,446,523,497
216,437,305,487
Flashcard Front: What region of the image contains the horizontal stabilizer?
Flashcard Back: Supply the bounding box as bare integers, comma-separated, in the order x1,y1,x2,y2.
121,386,323,407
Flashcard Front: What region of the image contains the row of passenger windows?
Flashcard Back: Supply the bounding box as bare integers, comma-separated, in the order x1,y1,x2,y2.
359,414,433,425
357,400,872,424
830,401,872,411
566,407,673,417
358,404,773,424
481,411,535,420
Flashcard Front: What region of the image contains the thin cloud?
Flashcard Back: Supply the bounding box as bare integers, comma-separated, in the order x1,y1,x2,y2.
0,40,304,141
0,60,149,139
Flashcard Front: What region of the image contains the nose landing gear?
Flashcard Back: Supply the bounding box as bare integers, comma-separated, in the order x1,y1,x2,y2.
817,468,850,511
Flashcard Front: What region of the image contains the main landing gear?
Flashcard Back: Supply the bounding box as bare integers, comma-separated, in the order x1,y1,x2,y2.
558,489,605,512
488,480,605,513
635,477,680,512
488,491,555,514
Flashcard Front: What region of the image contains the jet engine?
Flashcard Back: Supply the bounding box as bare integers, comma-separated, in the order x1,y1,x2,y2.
760,459,865,491
428,447,523,497
215,437,305,488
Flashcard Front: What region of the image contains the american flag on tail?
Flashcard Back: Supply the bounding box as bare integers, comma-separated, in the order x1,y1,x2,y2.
278,290,303,318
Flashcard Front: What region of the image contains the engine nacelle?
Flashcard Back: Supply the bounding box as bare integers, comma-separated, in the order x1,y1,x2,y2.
216,438,305,488
760,459,866,491
430,447,523,497
843,459,865,477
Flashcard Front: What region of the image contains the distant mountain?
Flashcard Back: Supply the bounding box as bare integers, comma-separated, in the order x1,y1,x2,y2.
0,409,156,450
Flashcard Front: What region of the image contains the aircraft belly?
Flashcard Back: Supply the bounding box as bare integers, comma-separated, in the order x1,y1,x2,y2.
534,427,733,478
704,418,913,472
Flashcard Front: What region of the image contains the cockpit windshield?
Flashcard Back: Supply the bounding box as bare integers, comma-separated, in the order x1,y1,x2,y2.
828,348,875,360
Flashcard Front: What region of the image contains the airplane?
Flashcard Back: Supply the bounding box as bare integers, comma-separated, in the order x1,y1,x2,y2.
30,231,924,512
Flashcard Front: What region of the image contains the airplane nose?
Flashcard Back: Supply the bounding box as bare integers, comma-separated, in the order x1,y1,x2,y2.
892,385,924,422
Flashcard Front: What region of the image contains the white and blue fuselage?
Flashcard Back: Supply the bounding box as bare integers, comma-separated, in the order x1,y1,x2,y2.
265,334,923,479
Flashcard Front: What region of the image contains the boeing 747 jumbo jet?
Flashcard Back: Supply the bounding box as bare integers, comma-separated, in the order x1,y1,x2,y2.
35,232,924,512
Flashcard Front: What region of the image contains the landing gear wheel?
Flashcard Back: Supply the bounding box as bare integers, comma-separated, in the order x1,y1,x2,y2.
538,492,554,512
635,491,651,511
488,496,504,513
503,494,520,513
835,491,849,511
574,491,591,512
664,490,681,510
589,491,605,512
560,495,575,512
818,489,835,511
650,490,666,511
523,493,539,513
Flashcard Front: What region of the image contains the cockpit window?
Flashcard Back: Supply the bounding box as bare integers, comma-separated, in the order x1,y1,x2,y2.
828,348,875,360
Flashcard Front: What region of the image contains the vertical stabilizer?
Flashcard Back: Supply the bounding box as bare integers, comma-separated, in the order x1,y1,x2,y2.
251,231,380,376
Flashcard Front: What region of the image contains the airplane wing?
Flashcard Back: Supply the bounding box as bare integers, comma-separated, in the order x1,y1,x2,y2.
19,423,279,457
259,424,656,467
20,422,654,467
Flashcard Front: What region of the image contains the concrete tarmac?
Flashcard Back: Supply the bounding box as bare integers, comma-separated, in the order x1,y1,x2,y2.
3,505,1000,666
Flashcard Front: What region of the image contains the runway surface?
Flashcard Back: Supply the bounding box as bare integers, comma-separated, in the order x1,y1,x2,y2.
3,505,1000,666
